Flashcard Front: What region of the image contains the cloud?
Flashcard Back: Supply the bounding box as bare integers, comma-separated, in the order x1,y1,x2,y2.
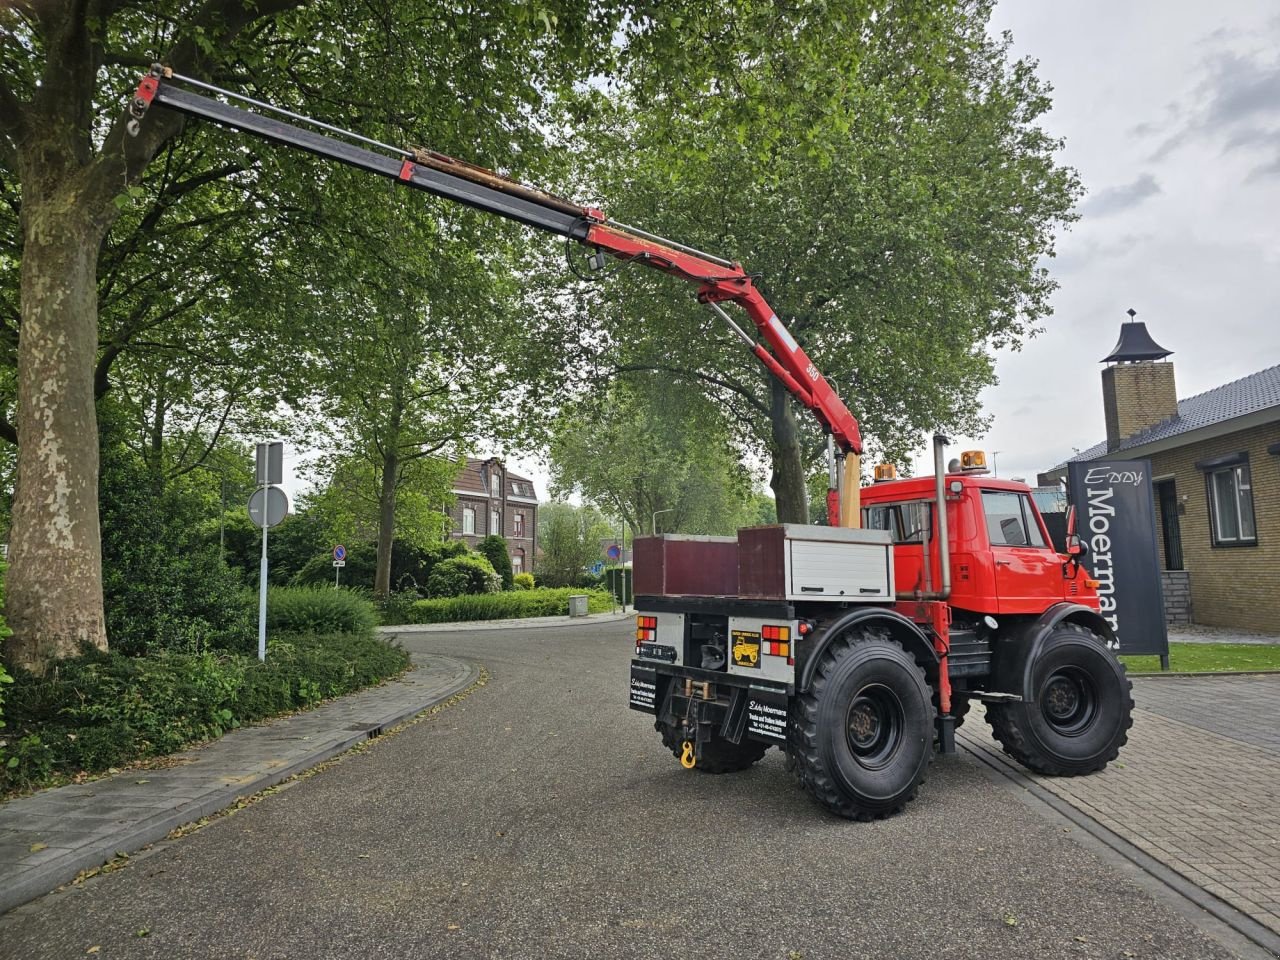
1080,174,1161,218
1150,39,1280,161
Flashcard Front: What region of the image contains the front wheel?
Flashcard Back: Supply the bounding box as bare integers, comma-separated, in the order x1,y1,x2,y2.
986,623,1133,776
789,628,933,820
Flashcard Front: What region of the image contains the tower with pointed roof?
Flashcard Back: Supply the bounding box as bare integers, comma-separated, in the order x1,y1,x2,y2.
1101,309,1177,452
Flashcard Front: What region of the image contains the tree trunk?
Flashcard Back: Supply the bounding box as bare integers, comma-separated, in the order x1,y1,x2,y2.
768,379,809,524
6,193,109,671
374,447,398,598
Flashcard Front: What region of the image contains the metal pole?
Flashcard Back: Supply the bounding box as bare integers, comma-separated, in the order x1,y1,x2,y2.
619,516,627,613
258,485,269,661
219,473,226,561
652,508,674,535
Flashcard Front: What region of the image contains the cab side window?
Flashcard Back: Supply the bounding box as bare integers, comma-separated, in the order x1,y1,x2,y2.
981,491,1047,548
863,501,932,543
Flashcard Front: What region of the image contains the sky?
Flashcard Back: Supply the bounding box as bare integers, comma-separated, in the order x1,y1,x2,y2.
283,1,1280,506
941,0,1280,482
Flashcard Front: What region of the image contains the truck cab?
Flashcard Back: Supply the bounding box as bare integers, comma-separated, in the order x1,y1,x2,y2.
859,469,1099,618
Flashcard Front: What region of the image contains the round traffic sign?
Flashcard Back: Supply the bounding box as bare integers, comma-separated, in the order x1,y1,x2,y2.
248,487,289,528
334,544,346,561
606,544,621,561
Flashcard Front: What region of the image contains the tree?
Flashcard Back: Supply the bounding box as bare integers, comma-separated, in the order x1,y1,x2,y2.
550,373,757,536
571,1,1081,520
536,502,613,588
478,535,514,591
1,1,943,670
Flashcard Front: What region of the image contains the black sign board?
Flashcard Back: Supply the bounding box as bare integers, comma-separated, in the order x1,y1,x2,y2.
745,687,789,743
629,665,659,714
1067,460,1169,657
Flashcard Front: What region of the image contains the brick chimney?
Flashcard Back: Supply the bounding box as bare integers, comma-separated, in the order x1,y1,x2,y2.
1100,310,1177,452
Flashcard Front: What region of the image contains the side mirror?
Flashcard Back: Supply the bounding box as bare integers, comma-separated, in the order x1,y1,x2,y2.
1066,533,1088,558
1065,504,1077,537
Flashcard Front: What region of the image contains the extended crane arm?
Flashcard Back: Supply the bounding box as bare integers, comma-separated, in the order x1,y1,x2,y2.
127,67,864,520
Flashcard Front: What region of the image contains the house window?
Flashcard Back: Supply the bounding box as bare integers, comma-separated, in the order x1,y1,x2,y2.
491,474,502,497
1207,460,1256,546
462,507,475,536
514,512,525,537
512,550,524,574
491,509,501,535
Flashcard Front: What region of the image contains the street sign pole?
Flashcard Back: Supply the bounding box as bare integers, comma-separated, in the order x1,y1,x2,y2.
258,482,269,662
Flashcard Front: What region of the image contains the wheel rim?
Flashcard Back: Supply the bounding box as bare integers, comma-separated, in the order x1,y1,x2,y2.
844,683,904,769
1039,666,1098,735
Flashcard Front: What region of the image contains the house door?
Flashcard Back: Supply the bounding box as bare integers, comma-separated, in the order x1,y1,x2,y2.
1155,479,1183,570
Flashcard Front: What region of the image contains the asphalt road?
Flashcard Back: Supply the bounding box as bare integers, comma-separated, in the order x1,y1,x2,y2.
0,620,1237,960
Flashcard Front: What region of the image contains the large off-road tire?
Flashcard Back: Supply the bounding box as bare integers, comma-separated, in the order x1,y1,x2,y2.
657,721,768,774
789,628,933,821
986,623,1134,776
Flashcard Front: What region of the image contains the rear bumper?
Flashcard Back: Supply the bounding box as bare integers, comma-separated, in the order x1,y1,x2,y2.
629,659,792,746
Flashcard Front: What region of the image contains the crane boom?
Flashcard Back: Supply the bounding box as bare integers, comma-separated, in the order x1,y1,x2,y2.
127,66,864,522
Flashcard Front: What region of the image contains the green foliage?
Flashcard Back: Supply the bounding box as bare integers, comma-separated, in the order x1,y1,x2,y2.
0,634,409,793
0,561,11,643
399,589,614,625
265,587,377,641
537,502,614,588
292,538,470,593
98,423,256,656
605,567,634,604
478,535,515,590
513,572,536,591
426,555,501,598
550,374,758,536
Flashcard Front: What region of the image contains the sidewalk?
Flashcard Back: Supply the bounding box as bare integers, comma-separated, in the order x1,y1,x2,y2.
378,609,632,634
960,675,1280,958
1169,624,1280,645
0,653,476,915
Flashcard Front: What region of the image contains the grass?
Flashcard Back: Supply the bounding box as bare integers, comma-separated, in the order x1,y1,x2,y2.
1120,642,1280,674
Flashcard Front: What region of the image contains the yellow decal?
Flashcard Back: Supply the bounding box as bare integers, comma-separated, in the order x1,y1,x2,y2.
732,631,761,668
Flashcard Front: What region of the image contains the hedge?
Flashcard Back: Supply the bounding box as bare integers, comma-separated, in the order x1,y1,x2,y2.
266,586,378,639
389,587,615,624
0,632,409,795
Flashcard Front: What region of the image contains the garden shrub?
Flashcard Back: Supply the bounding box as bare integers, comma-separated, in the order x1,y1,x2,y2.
512,572,535,590
426,555,501,598
0,632,409,795
266,586,377,639
405,587,613,624
477,535,514,590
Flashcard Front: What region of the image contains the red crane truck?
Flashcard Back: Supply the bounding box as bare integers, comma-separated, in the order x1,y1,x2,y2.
127,67,1133,821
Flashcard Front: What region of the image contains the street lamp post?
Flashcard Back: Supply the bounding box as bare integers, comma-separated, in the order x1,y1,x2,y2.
652,508,675,535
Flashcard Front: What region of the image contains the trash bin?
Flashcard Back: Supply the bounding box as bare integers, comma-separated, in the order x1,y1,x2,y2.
568,594,589,618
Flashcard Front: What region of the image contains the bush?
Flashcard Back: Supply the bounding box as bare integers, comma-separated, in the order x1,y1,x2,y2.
426,555,501,598
512,572,535,590
404,587,614,624
374,590,420,626
478,535,514,590
0,632,409,794
98,432,255,655
265,587,377,639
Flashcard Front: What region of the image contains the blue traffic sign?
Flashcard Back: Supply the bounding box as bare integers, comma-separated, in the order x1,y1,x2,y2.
590,562,604,575
605,544,621,561
334,544,346,561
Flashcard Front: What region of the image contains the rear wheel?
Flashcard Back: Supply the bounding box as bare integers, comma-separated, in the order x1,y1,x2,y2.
789,628,933,820
986,623,1133,776
657,721,768,774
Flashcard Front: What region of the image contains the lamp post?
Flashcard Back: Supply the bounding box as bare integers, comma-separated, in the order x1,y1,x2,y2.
652,508,675,535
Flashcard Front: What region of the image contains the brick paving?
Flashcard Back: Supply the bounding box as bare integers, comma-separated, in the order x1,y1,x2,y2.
960,675,1280,940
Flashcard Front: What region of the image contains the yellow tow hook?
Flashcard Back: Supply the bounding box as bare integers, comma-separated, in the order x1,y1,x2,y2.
680,740,697,769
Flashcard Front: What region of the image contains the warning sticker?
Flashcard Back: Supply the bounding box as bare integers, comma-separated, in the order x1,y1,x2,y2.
731,630,760,669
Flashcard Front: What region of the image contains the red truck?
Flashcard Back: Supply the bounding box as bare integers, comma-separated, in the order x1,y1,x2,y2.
127,67,1133,822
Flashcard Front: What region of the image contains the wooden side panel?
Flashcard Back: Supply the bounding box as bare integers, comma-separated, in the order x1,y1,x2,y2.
633,536,739,597
737,526,788,599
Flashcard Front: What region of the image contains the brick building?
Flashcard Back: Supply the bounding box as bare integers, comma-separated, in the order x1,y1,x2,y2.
446,458,540,576
1039,318,1280,632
